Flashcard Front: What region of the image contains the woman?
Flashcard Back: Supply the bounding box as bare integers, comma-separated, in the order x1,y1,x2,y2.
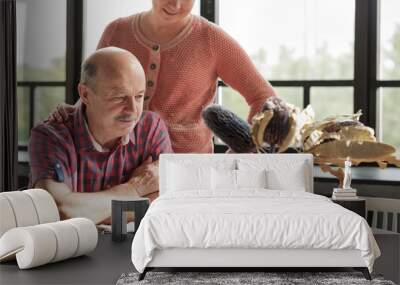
57,0,277,153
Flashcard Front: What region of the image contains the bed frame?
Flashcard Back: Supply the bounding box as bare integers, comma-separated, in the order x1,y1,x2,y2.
140,248,371,280
138,154,372,281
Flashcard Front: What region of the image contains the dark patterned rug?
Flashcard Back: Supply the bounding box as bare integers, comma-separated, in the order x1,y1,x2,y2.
116,271,395,285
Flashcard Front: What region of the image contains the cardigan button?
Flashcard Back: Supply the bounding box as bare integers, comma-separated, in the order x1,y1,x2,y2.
152,45,160,51
150,63,157,70
147,80,154,87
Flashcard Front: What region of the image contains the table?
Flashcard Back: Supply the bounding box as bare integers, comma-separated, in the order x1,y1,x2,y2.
112,198,150,242
331,198,366,218
0,233,133,285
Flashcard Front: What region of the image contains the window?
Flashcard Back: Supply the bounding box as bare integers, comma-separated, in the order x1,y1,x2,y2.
211,0,400,158
16,1,400,160
379,0,400,81
16,0,67,156
217,0,355,121
219,0,355,81
84,0,151,58
16,0,202,162
220,87,303,121
377,0,400,155
310,87,353,119
378,88,400,156
84,0,201,58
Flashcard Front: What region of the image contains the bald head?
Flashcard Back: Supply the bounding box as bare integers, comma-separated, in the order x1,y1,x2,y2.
80,47,144,91
78,47,147,148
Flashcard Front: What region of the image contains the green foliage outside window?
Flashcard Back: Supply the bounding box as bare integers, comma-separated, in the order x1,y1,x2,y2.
17,57,65,82
17,87,30,145
222,25,400,154
381,25,400,155
17,57,66,145
17,26,400,156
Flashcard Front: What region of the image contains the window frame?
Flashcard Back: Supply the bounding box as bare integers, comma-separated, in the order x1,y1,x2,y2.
204,0,400,146
17,0,400,156
17,0,83,152
11,0,399,189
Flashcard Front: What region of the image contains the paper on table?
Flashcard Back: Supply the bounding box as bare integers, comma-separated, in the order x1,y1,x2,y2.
97,222,135,233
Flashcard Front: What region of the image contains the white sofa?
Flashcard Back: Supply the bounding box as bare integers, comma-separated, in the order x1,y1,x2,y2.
0,189,98,269
132,154,379,281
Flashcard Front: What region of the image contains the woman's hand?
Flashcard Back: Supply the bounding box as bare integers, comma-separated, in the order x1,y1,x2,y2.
47,103,75,123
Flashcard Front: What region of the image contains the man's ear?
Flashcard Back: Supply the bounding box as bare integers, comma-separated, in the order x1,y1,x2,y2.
78,83,90,105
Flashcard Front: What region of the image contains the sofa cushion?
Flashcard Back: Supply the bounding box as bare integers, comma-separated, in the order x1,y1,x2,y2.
0,189,60,238
0,218,97,269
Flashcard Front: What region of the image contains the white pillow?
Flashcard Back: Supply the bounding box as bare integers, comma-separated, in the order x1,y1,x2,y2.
212,168,237,190
237,157,310,192
266,168,306,191
236,169,267,189
167,162,212,191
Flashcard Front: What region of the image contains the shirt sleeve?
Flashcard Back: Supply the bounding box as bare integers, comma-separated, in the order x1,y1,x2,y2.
97,18,121,49
28,124,73,190
208,23,277,123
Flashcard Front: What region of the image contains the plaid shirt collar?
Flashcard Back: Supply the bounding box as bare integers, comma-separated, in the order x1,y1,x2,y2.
73,102,136,152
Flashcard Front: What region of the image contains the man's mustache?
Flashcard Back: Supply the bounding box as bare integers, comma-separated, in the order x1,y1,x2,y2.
115,114,137,122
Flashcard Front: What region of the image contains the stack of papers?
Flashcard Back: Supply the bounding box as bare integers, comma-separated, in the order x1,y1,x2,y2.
332,188,358,200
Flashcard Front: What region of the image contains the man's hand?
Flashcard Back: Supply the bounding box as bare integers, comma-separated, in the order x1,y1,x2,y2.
143,191,159,202
47,103,75,123
35,179,139,224
127,157,159,197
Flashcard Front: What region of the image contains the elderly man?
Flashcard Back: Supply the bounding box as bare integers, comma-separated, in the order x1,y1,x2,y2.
28,47,172,224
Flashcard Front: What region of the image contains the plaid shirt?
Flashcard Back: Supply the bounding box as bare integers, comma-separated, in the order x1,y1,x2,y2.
29,103,172,192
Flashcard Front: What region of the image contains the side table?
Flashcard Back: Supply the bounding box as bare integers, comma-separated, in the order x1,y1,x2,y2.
112,198,150,242
331,197,366,218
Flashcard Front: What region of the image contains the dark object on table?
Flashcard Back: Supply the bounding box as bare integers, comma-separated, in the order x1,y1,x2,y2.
257,97,294,152
332,198,366,218
112,198,149,242
202,98,297,154
202,104,255,153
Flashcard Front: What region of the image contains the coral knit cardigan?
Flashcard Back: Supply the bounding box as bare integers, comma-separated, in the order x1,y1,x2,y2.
98,13,276,153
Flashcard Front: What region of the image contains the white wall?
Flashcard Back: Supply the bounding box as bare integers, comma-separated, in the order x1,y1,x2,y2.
83,0,151,59
16,0,66,72
83,0,201,59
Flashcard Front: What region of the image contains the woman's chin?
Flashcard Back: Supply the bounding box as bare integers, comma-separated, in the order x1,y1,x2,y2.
161,11,187,23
